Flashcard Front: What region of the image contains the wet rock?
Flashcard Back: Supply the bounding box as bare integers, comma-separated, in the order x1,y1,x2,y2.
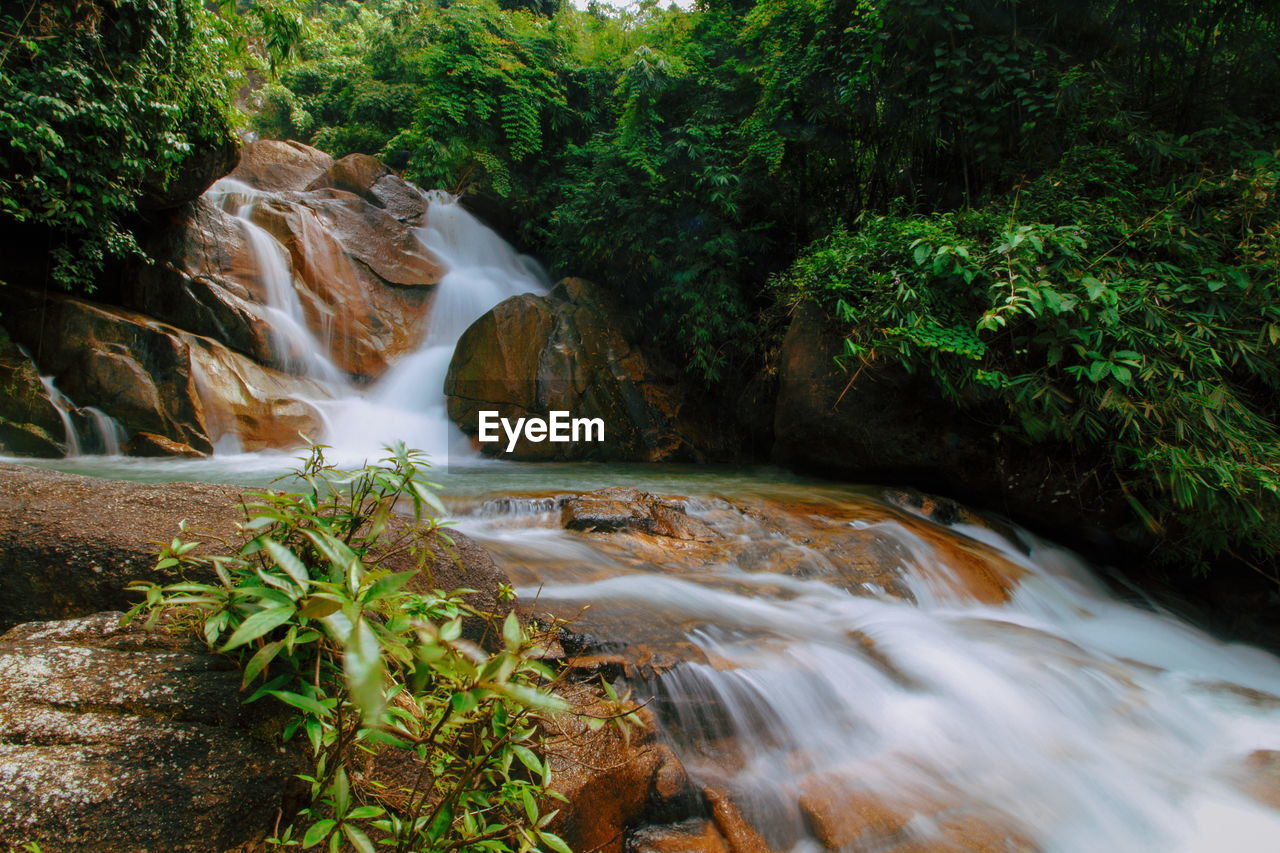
0,464,512,640
1241,749,1280,810
771,301,1126,544
702,786,774,853
542,685,689,853
124,431,208,458
0,328,65,457
227,138,334,193
0,612,305,852
796,778,1036,853
630,819,732,853
123,196,280,366
446,278,736,462
562,488,717,540
0,290,339,454
307,153,429,224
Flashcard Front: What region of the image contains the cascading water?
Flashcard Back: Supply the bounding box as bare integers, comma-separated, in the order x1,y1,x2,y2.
198,181,546,464
82,407,127,455
317,191,548,463
454,490,1280,853
35,373,81,456
208,179,352,389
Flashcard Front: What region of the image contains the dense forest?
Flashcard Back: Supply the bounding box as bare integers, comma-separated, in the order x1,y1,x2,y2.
3,0,1279,576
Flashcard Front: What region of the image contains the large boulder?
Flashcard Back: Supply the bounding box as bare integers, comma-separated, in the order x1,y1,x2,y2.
226,138,334,193
0,290,335,454
770,301,1126,542
307,152,429,225
445,278,734,462
123,141,441,383
0,464,511,641
0,612,306,852
0,328,66,457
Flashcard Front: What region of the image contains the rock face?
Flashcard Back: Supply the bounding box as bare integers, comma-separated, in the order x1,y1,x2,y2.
0,328,66,457
0,463,512,639
770,301,1126,542
0,290,333,454
125,140,441,385
0,139,447,458
0,612,306,853
446,278,734,462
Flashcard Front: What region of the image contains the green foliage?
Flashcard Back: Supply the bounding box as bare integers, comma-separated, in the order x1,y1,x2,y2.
779,141,1280,569
0,0,239,289
129,444,618,852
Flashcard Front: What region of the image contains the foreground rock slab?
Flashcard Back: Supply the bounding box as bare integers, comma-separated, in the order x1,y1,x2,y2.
0,612,305,852
0,463,511,642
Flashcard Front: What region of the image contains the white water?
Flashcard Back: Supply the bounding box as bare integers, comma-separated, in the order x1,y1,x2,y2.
82,407,127,456
35,373,81,456
454,496,1280,853
209,181,352,389
316,191,548,463
205,182,546,465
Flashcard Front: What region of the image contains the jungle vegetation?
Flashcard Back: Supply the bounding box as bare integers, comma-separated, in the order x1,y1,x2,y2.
4,0,1279,573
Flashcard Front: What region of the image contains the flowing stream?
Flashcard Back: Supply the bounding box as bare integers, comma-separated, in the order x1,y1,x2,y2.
9,180,1280,851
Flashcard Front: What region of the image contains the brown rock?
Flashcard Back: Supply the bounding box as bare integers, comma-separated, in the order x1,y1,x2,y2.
0,463,512,641
770,300,1125,544
0,612,306,852
799,781,913,849
446,278,736,462
630,820,732,853
0,289,339,455
542,685,667,853
308,153,429,224
561,487,717,540
124,431,208,458
703,786,775,853
1241,749,1280,810
227,139,335,193
0,327,65,457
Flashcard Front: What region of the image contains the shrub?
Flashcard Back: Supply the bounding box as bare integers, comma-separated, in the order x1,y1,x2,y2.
778,143,1280,571
129,444,611,852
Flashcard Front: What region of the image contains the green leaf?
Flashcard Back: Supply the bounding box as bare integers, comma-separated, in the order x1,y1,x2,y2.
539,830,574,853
263,538,310,589
345,616,386,723
341,824,376,853
221,606,294,651
267,689,333,718
302,819,335,848
502,611,522,651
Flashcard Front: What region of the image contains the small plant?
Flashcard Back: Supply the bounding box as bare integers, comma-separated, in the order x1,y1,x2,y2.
129,443,580,853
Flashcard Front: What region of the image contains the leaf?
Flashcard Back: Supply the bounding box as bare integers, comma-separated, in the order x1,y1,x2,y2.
242,639,283,686
263,538,310,590
299,596,342,619
267,689,333,718
345,616,386,723
539,830,574,853
502,610,522,651
221,606,294,651
343,819,376,845
302,819,335,848
513,744,543,776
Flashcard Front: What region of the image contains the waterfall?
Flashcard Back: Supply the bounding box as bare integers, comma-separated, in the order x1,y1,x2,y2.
83,407,127,455
208,180,352,389
35,374,81,457
317,192,548,464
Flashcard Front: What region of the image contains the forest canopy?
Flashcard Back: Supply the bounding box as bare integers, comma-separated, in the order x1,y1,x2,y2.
4,0,1279,574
